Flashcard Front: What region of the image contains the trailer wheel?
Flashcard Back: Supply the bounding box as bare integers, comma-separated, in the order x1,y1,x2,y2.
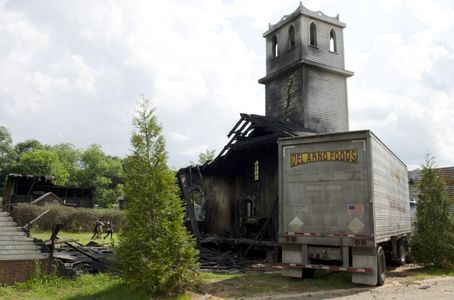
396,240,407,266
377,246,386,286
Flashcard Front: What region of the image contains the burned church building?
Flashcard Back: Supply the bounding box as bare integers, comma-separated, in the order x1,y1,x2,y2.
178,4,353,251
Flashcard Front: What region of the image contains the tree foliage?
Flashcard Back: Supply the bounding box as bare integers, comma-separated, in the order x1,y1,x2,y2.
116,100,199,296
76,144,124,207
190,149,216,166
0,125,124,207
197,149,215,164
0,126,16,197
14,149,70,185
15,139,44,155
0,126,14,162
411,155,454,268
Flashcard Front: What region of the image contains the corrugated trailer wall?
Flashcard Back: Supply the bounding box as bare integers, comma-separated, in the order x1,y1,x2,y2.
370,134,411,243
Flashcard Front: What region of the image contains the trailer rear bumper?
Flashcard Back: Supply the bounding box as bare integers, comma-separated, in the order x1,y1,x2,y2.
281,263,373,273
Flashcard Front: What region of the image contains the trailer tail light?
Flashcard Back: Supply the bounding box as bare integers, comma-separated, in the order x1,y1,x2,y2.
285,236,297,242
354,239,367,246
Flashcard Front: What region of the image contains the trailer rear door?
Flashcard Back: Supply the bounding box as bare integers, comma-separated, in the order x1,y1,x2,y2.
280,138,372,237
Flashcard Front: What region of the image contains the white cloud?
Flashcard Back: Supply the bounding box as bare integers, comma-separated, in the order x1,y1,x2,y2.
169,131,190,142
31,71,69,94
0,0,454,169
180,144,209,157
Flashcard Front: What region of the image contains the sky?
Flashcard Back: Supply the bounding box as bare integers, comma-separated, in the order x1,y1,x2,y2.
1,0,454,170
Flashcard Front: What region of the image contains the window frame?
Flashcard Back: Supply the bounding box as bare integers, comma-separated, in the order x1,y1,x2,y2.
309,22,317,47
329,29,337,53
288,25,295,50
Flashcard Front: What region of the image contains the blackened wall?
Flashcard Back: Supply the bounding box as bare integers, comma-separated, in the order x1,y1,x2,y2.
202,144,279,240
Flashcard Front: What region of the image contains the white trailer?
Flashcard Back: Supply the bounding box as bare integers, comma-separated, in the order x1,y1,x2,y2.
278,130,411,285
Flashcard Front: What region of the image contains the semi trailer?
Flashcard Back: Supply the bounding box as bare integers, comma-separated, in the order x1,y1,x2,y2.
278,130,411,285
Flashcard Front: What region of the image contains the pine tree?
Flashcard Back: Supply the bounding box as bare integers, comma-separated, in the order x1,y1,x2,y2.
411,155,454,268
116,100,199,296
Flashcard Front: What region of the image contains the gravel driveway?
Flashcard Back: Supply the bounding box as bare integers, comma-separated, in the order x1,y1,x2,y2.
246,276,454,300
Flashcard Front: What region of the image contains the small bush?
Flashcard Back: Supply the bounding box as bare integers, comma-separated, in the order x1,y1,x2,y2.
11,203,126,232
410,155,454,268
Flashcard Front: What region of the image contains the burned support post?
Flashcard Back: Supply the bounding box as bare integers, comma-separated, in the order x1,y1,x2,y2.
244,197,278,256
178,172,200,238
22,209,50,237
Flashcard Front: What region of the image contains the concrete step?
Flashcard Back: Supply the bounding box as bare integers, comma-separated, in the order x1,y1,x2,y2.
0,221,17,227
0,211,12,217
0,216,14,223
0,253,49,260
0,240,41,246
0,249,45,255
0,244,42,251
0,227,24,233
0,235,33,241
0,231,28,237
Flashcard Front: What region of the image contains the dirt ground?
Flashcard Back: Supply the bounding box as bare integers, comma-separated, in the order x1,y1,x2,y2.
193,264,454,300
246,277,454,300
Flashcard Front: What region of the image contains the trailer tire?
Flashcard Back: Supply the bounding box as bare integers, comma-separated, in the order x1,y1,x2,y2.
377,246,386,286
396,240,407,266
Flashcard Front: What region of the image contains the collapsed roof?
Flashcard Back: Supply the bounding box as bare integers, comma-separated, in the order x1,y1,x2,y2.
204,113,315,173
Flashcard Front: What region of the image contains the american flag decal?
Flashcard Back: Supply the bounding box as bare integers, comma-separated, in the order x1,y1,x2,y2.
348,204,364,215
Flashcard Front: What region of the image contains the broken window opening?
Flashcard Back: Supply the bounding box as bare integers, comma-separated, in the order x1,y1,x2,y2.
288,25,295,49
254,160,260,181
272,35,278,58
190,188,206,222
330,29,337,52
245,199,253,218
310,22,317,46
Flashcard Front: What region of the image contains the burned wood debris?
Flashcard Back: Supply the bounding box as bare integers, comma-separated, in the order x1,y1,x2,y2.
40,225,113,277
198,235,278,272
49,239,113,277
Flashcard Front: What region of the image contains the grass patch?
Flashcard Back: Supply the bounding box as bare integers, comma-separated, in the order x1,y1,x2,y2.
0,273,196,300
407,266,454,281
30,230,120,246
0,273,145,300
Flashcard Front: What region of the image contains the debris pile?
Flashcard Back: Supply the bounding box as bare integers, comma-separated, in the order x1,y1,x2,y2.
198,235,277,272
39,224,113,277
50,240,113,276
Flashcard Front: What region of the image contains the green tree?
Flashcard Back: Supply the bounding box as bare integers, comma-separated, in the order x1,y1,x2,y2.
197,149,215,164
15,139,44,155
14,149,69,185
76,145,123,207
116,100,199,296
0,126,14,158
0,126,16,196
50,143,81,185
190,149,216,166
411,155,454,267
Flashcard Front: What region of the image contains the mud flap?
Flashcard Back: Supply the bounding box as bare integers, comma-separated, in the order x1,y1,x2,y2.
351,247,377,285
281,244,303,278
282,268,303,278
